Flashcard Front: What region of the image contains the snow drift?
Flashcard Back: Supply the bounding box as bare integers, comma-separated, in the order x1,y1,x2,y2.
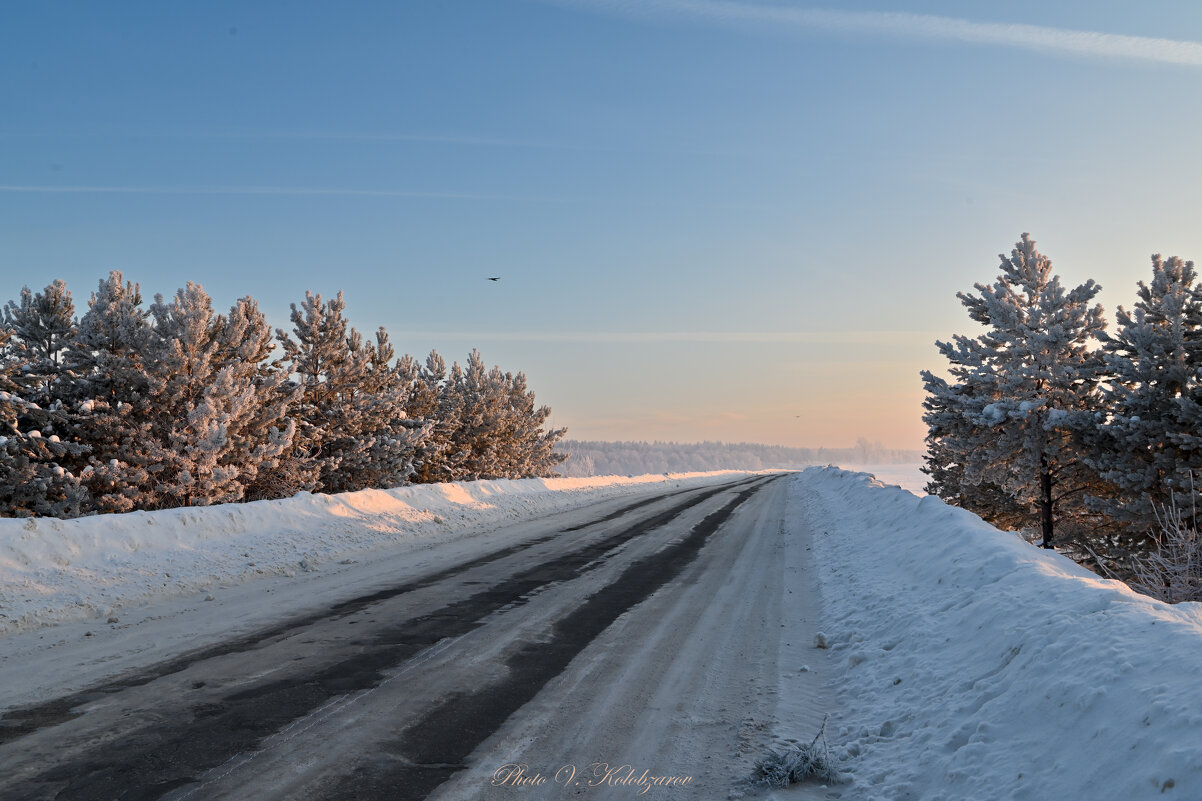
0,472,746,635
802,467,1202,800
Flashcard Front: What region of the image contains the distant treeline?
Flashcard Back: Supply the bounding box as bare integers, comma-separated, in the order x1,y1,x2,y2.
0,272,565,517
555,438,921,477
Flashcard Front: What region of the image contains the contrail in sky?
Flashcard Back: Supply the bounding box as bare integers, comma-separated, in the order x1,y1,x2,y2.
546,0,1202,67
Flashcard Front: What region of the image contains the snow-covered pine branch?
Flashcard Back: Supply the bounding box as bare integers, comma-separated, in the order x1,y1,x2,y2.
1087,255,1202,540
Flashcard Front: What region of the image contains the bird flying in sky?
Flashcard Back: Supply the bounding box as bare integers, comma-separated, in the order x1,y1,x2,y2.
488,276,500,282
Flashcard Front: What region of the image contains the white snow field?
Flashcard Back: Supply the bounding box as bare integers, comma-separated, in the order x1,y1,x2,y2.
798,467,1202,800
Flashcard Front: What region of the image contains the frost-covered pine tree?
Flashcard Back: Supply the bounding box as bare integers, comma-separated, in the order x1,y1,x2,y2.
446,350,505,480
218,296,306,501
406,350,459,484
277,291,421,493
61,271,157,512
922,374,1029,531
3,280,76,405
276,291,360,490
329,326,428,491
494,369,567,478
1089,255,1202,530
430,350,566,481
144,284,300,506
922,234,1108,548
65,271,152,404
0,321,88,517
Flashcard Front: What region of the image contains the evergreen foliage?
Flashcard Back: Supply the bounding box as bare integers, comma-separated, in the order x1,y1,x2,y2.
402,350,455,483
63,271,157,513
921,379,1029,532
441,350,566,480
3,280,76,406
495,367,568,478
143,285,301,506
0,322,88,517
922,234,1108,548
0,273,567,517
276,291,427,493
334,325,428,492
1089,255,1202,531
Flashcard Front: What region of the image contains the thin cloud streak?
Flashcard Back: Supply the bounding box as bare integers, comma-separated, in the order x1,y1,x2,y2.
549,0,1202,67
207,130,618,153
0,128,740,160
0,185,540,201
0,128,586,152
0,183,781,213
198,130,556,148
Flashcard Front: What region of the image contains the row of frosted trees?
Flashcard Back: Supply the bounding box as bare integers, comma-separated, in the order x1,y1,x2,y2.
0,272,565,518
923,234,1202,596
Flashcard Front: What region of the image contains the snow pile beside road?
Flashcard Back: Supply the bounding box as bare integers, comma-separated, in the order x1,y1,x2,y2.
833,462,926,495
801,467,1202,800
0,472,746,635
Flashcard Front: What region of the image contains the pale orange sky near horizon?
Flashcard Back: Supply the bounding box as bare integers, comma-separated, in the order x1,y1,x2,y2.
389,330,940,451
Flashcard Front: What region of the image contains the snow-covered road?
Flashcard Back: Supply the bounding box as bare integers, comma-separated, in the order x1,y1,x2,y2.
1,473,831,800
5,467,1202,800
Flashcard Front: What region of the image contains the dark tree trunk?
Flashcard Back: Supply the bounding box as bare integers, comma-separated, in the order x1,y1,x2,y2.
1040,457,1054,548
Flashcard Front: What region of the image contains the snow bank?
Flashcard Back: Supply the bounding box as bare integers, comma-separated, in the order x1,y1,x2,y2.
833,462,926,495
0,472,746,636
800,467,1202,800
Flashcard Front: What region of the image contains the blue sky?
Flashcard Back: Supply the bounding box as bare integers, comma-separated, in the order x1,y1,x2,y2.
5,1,1202,449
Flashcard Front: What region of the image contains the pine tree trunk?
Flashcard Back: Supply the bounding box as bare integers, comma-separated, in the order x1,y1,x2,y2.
1040,458,1054,549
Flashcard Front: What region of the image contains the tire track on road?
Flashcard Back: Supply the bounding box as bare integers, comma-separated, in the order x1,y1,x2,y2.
319,477,780,801
0,483,710,748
